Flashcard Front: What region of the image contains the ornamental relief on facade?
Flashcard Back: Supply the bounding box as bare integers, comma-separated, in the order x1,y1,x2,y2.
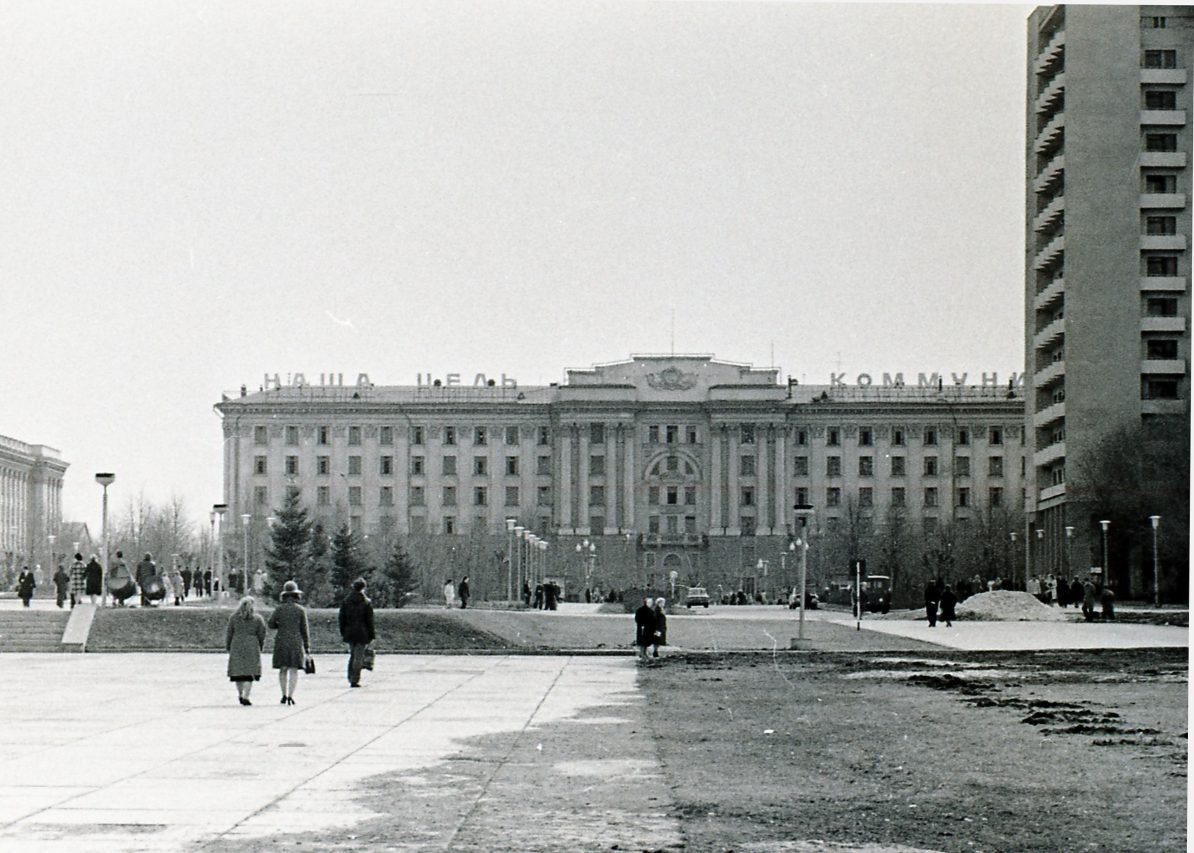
645,367,698,391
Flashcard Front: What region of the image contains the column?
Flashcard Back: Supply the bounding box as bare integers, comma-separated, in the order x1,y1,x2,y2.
605,425,618,534
558,428,572,534
622,424,635,532
709,426,722,535
757,428,770,536
726,427,741,536
775,427,787,535
577,427,591,535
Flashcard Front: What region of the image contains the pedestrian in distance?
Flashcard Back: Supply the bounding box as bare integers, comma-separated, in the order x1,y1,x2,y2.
1056,576,1070,608
181,566,193,598
68,553,86,608
16,566,35,607
1070,578,1084,611
924,579,940,628
533,583,544,609
226,595,267,706
204,568,213,597
634,597,655,662
136,553,157,607
1082,579,1097,622
53,563,69,609
522,582,532,607
939,584,958,628
170,565,185,606
84,555,103,606
651,598,668,659
443,578,455,609
339,578,375,688
1099,586,1116,621
107,551,135,606
458,576,470,609
269,580,310,705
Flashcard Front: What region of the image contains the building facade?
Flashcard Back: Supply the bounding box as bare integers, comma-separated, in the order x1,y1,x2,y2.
217,356,1026,599
0,433,68,575
1026,5,1192,590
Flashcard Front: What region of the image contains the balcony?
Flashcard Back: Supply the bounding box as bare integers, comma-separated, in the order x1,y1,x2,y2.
1140,109,1187,126
1033,400,1066,428
1034,441,1066,468
1140,234,1187,251
1033,153,1065,194
1141,68,1188,85
1034,276,1065,312
1140,151,1188,168
1139,192,1187,209
1035,73,1066,115
1034,111,1066,155
1033,195,1065,233
1033,234,1065,271
1140,276,1187,292
1034,316,1066,350
1033,359,1066,389
639,533,706,548
1039,483,1067,504
1141,316,1187,333
1141,359,1187,375
1033,29,1065,77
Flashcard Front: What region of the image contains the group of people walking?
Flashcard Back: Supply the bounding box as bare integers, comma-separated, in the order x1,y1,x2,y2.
633,596,668,661
443,577,470,609
923,579,958,628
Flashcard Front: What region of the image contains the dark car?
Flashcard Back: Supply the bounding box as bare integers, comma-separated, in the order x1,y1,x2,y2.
788,589,819,610
685,586,711,608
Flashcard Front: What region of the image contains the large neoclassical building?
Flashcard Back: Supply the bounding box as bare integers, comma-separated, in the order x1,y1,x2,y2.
216,355,1027,597
0,433,68,573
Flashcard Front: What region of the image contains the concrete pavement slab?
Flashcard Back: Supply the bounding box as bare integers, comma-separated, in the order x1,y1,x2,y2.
841,617,1188,650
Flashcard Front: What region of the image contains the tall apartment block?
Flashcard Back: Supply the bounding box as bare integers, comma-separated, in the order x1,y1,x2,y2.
1026,5,1192,590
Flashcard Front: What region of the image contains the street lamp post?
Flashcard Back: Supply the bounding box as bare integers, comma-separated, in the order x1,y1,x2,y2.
793,503,815,641
47,533,56,578
1009,531,1017,589
513,526,525,599
1036,528,1045,584
213,504,228,600
95,473,115,602
1149,515,1161,608
505,519,516,601
1099,519,1111,591
241,513,251,593
1063,525,1073,584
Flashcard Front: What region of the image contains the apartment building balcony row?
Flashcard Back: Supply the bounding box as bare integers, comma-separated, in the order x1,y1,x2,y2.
1141,68,1188,86
1140,151,1188,169
1141,234,1188,251
1033,153,1065,194
1141,316,1187,333
1034,73,1065,115
1033,29,1065,77
1140,109,1187,127
1139,192,1187,210
1034,316,1065,350
1140,359,1188,376
1033,234,1064,271
1033,440,1066,469
1032,400,1065,429
1038,482,1066,505
1033,195,1065,233
1140,276,1188,293
1034,111,1065,156
1033,276,1065,312
1033,359,1065,390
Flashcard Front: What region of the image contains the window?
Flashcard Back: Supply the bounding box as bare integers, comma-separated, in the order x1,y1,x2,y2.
794,487,809,506
957,428,969,446
590,423,605,445
1147,216,1177,235
924,456,938,476
686,425,698,444
827,456,841,477
859,456,873,477
317,486,330,506
537,455,551,475
957,487,970,508
741,424,755,444
1144,378,1181,399
442,455,456,476
1145,90,1177,110
537,426,550,446
859,487,873,508
1150,16,1166,29
793,456,809,476
474,456,488,476
740,487,754,506
380,455,393,476
1148,297,1179,316
891,487,906,507
380,426,393,446
685,515,697,534
740,516,756,536
412,426,424,445
924,487,938,507
285,456,299,476
794,429,807,446
665,425,678,444
589,486,604,506
285,425,299,446
537,486,552,506
318,456,330,475
892,428,905,446
254,426,268,445
955,456,970,477
667,486,679,505
444,516,456,535
473,486,488,506
380,486,393,506
988,456,1004,477
506,486,520,507
505,426,519,445
989,486,1003,507
254,486,268,506
318,426,330,445
648,425,660,444
506,456,519,476
474,426,487,446
1147,339,1179,359
346,426,360,446
826,487,841,507
254,455,267,475
348,456,361,476
666,455,679,473
826,428,840,446
924,428,937,446
859,428,873,446
989,427,1003,446
684,486,696,505
1146,133,1178,152
1145,173,1178,193
1147,256,1179,276
740,455,756,476
411,456,425,476
648,486,660,506
348,486,362,506
1144,51,1176,68
444,426,456,446
648,515,660,534
442,486,457,506
590,455,604,476
891,456,906,477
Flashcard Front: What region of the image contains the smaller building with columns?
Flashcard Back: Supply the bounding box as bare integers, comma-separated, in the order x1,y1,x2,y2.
216,355,1027,599
0,433,69,574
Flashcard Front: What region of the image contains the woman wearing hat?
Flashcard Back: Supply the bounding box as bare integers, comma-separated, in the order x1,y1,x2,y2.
268,580,311,705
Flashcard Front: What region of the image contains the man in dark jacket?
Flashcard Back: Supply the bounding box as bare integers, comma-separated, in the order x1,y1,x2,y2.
136,553,157,607
634,597,655,662
339,578,376,687
458,576,470,609
924,580,940,627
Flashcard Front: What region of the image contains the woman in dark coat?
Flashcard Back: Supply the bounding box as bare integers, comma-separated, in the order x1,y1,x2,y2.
226,595,267,705
16,567,35,607
939,585,958,628
634,597,655,662
84,556,103,605
269,580,310,705
651,598,668,658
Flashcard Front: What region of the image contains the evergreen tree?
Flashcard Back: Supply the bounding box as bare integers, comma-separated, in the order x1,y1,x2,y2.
305,523,335,607
378,538,420,608
329,524,368,606
264,490,312,600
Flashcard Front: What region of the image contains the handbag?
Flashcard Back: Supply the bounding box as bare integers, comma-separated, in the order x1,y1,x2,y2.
303,655,316,675
362,646,375,671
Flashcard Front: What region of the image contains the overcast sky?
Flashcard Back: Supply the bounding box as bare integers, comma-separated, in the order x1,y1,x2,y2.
1,1,1032,532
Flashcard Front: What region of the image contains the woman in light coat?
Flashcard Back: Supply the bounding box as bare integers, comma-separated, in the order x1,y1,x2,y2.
269,580,310,705
226,596,267,705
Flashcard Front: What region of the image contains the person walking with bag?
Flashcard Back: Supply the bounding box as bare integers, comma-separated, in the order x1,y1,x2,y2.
226,596,267,705
338,578,375,688
269,580,311,705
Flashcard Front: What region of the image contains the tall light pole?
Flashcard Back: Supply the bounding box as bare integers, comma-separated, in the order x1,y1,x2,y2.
1149,515,1161,608
1099,519,1111,590
505,518,516,601
213,503,228,599
513,526,525,598
208,510,216,597
95,473,115,597
47,533,56,577
241,513,251,592
1036,528,1045,585
1009,531,1017,589
1063,525,1073,582
793,503,815,641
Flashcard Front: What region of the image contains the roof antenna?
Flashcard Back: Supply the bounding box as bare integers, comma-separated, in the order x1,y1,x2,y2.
670,309,675,355
770,339,775,367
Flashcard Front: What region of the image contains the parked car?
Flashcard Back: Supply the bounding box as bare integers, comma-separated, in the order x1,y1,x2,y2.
788,589,819,610
684,586,711,608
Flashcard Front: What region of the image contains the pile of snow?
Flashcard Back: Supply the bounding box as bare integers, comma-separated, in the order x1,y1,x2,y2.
955,590,1068,622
